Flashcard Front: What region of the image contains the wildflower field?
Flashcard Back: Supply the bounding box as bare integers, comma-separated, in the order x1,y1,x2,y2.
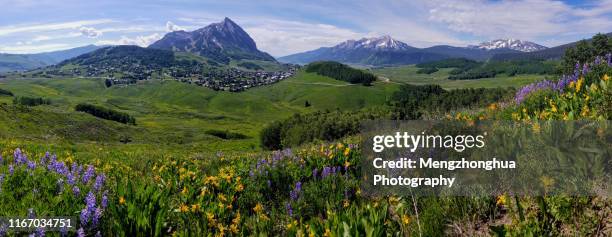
0,51,611,236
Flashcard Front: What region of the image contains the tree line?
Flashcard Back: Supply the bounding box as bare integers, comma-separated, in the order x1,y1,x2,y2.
75,103,136,125
305,61,376,85
416,58,559,79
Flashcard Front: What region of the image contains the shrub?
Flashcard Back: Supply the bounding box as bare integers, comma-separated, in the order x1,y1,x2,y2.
75,103,136,125
13,96,51,106
205,129,248,140
0,88,13,96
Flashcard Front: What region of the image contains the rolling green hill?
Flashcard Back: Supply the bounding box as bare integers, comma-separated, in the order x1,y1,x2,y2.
0,71,397,150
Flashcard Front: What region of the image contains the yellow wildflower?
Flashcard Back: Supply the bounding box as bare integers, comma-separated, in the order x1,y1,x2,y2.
323,228,332,237
343,199,350,208
496,194,506,206
488,103,498,111
179,203,189,213
344,160,351,168
336,143,344,149
235,183,244,192
576,77,584,92
191,204,201,212
119,196,126,205
343,147,350,156
181,187,188,195
603,74,609,81
253,203,264,213
532,122,541,133
540,176,555,189
230,224,239,234
402,214,411,225
218,193,227,202
580,105,590,117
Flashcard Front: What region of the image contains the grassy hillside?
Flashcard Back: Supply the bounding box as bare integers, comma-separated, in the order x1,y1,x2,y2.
0,71,397,150
372,65,548,89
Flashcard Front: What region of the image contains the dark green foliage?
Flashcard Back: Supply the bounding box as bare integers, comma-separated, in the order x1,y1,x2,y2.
104,79,113,88
204,129,248,140
390,84,514,119
304,100,311,107
305,61,376,85
260,108,390,150
237,62,264,70
0,88,13,96
75,103,136,125
562,33,611,74
64,46,175,67
13,96,50,106
416,67,439,74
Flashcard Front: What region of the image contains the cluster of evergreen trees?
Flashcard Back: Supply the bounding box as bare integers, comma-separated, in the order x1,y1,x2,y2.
562,33,612,74
13,96,51,106
305,61,376,85
260,85,514,150
0,88,13,96
75,103,136,125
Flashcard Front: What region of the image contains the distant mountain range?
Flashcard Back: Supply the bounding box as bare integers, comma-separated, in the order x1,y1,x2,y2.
0,45,104,72
468,39,547,52
490,33,612,61
277,36,538,66
149,17,275,63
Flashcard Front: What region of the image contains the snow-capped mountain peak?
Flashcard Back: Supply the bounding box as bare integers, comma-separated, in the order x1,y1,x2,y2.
469,39,547,52
335,35,413,51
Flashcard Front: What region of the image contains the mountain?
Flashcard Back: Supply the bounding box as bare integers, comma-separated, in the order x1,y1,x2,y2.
149,17,275,64
468,39,547,52
491,33,612,61
0,45,104,72
278,36,524,66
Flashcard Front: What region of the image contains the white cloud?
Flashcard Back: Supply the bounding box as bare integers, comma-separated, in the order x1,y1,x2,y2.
96,33,162,47
0,19,113,36
424,0,612,41
166,21,185,32
79,26,102,38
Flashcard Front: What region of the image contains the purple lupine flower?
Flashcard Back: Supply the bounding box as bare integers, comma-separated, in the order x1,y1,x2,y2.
101,191,108,209
27,160,36,170
92,207,103,226
0,223,7,236
82,165,95,184
28,208,35,218
0,154,3,164
66,173,76,186
312,168,318,179
94,173,105,191
72,186,80,197
8,165,14,175
35,227,45,237
295,182,302,192
286,203,293,217
40,152,50,166
76,227,85,237
85,191,96,213
594,56,602,65
607,53,612,66
582,63,590,75
80,208,90,226
322,167,331,178
59,226,68,237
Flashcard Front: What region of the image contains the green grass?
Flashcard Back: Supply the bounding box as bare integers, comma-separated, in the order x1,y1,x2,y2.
0,72,397,150
373,65,549,89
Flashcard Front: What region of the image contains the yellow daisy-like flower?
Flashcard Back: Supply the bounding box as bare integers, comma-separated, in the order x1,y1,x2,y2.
343,147,350,156
253,203,264,213
603,74,609,81
576,77,584,92
235,183,244,192
402,214,411,225
179,204,189,213
496,194,507,206
343,199,350,208
344,160,351,168
181,187,189,195
323,228,332,237
119,196,126,205
488,103,498,111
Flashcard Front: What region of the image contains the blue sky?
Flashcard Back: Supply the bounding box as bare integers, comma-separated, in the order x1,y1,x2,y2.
0,0,611,56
